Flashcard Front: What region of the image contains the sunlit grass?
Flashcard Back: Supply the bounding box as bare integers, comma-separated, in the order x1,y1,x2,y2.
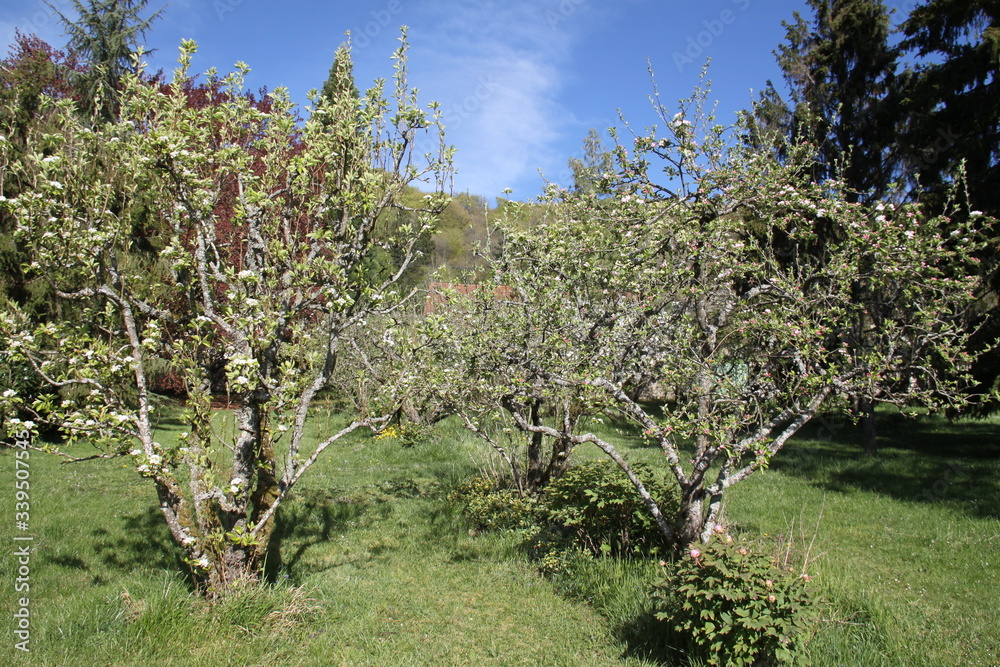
0,407,996,665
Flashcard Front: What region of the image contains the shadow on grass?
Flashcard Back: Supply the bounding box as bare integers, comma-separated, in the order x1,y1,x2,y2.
47,554,88,570
86,508,192,587
614,609,690,666
264,487,370,583
772,413,1000,520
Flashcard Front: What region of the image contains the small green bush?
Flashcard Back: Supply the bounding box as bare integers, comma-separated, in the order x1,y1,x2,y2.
447,476,538,531
651,533,821,666
373,421,435,447
541,460,678,558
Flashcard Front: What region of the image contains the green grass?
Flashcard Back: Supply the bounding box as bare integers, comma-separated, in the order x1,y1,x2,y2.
0,410,998,665
727,412,1000,667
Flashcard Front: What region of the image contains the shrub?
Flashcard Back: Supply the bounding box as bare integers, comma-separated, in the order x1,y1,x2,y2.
541,460,678,558
651,533,821,666
447,476,538,531
374,421,436,447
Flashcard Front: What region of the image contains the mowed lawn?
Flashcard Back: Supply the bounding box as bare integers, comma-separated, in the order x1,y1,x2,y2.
1,409,997,666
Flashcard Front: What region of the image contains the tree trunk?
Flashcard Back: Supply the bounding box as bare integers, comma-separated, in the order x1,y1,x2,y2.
208,543,258,594
543,401,581,485
249,428,280,564
546,435,575,483
676,486,705,548
525,398,545,494
207,396,276,594
857,397,878,456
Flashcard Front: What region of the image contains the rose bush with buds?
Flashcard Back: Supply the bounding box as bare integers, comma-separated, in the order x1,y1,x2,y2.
652,532,821,665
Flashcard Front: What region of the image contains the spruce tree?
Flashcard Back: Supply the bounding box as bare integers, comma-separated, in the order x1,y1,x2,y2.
47,0,164,123
751,0,899,204
320,43,360,107
898,0,999,217
899,1,1000,414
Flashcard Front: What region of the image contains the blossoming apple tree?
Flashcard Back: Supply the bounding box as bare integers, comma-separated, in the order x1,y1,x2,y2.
432,85,988,547
0,36,451,593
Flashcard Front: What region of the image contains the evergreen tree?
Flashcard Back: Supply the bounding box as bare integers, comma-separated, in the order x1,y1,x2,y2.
320,43,360,107
898,0,999,217
46,0,164,123
751,0,899,204
898,1,1000,414
568,128,614,195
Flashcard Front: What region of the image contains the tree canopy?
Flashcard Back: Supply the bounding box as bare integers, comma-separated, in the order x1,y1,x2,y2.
416,83,985,546
0,35,451,593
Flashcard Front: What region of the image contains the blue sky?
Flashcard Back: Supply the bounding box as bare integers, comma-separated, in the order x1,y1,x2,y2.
0,0,920,201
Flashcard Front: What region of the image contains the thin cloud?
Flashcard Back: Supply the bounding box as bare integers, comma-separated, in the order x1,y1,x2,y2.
410,0,598,198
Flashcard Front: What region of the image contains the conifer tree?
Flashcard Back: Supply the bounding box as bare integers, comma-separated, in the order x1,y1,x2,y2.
47,0,164,122
568,128,614,195
899,0,1000,413
899,0,999,217
751,0,899,204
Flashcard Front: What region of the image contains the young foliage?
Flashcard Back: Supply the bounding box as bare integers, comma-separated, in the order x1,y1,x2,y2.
0,35,451,594
541,460,678,558
447,475,539,532
652,532,821,665
423,78,989,548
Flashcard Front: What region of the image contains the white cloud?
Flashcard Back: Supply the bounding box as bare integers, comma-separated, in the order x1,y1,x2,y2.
408,0,598,198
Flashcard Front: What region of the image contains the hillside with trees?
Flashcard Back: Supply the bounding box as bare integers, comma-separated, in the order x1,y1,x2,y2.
0,1,998,665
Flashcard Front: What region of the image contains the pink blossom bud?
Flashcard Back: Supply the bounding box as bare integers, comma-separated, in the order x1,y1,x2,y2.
689,548,701,559
767,595,776,603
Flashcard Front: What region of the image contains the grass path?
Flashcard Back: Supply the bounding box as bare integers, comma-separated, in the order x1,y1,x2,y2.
0,420,657,666
1,410,998,665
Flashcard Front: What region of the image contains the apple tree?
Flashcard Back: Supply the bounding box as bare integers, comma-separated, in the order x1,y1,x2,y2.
431,84,988,547
0,35,451,593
